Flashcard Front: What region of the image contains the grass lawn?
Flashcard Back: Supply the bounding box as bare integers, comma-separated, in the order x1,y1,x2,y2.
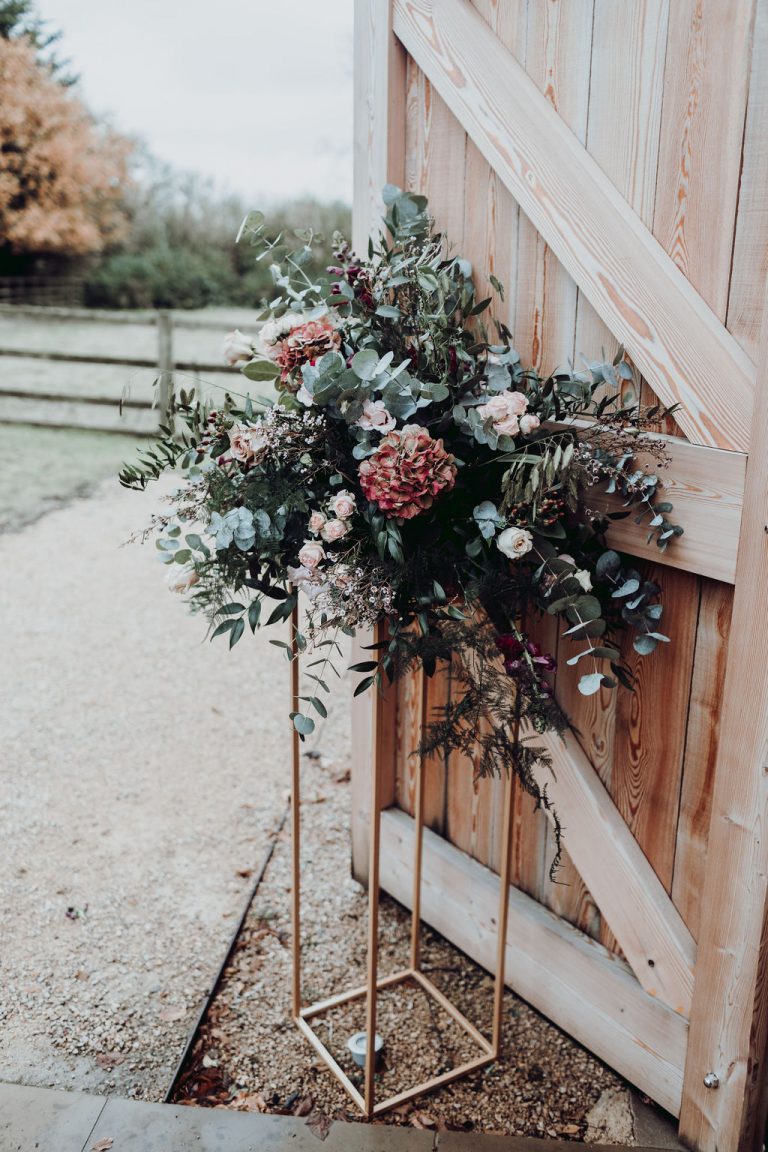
0,424,147,533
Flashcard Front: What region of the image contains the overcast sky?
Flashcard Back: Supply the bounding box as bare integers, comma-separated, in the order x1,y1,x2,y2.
38,0,354,206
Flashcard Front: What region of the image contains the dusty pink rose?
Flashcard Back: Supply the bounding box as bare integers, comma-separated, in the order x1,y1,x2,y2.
228,422,267,464
519,413,540,436
357,398,396,435
298,540,325,569
308,511,327,535
330,490,356,520
270,317,341,391
222,329,255,367
478,391,529,437
358,424,457,520
321,518,350,543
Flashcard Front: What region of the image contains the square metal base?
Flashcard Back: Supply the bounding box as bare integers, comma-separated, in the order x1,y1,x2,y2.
294,967,495,1117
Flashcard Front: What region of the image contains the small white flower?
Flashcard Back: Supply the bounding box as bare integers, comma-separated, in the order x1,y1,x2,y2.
573,568,593,592
330,490,356,520
496,526,534,560
222,329,255,367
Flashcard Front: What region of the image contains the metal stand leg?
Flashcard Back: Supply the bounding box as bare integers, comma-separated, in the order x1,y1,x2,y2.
289,618,517,1118
290,606,302,1019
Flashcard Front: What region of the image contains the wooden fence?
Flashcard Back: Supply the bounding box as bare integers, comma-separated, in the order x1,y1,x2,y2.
0,276,85,307
350,4,768,1150
0,305,229,433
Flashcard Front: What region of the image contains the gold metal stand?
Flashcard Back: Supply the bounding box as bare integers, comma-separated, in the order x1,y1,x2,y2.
290,607,515,1117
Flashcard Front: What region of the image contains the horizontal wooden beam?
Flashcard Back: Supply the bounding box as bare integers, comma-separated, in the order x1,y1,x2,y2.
529,726,696,1017
380,807,688,1116
596,438,745,585
392,0,755,451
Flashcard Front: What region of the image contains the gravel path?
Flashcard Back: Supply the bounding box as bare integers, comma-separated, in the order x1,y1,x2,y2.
0,475,351,1100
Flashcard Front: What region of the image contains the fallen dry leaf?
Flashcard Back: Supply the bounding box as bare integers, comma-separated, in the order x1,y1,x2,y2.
410,1111,437,1129
91,1140,113,1151
305,1108,332,1141
95,1052,125,1070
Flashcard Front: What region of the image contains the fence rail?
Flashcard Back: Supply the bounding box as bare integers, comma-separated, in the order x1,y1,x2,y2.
0,305,238,435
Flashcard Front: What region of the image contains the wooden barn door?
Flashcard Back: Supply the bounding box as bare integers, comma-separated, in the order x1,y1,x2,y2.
350,4,768,1150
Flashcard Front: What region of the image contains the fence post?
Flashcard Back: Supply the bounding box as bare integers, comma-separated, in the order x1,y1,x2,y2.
156,310,173,429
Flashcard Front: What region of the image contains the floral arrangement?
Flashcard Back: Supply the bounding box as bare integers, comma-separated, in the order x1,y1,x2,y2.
121,187,681,864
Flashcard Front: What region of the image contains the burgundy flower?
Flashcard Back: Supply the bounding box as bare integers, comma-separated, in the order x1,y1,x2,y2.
272,318,341,391
358,424,457,520
496,634,557,676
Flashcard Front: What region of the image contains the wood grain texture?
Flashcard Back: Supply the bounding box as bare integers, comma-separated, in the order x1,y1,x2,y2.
381,807,688,1116
513,0,593,376
594,438,745,585
671,580,732,940
611,565,700,893
726,0,768,361
529,720,696,1017
404,60,467,248
574,0,668,387
653,0,755,319
392,0,756,450
680,291,768,1152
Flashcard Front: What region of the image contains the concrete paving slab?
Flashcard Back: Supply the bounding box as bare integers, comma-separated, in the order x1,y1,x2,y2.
0,1081,105,1152
87,1097,310,1152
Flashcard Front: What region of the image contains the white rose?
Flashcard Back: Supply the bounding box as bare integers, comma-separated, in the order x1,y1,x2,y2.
519,413,540,436
298,540,326,569
167,564,199,594
308,511,327,535
321,518,350,543
330,490,356,519
357,398,396,435
222,329,255,367
496,526,534,560
286,564,324,600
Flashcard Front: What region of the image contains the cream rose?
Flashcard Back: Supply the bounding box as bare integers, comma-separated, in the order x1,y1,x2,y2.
497,526,534,560
308,511,327,536
357,398,396,435
321,518,350,543
519,413,540,436
478,391,529,437
330,490,356,520
167,565,200,594
222,329,255,367
298,541,326,569
228,422,266,464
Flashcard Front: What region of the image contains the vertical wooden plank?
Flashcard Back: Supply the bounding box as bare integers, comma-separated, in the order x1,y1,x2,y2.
652,0,755,319
726,0,768,361
671,580,732,939
445,657,498,870
606,566,699,953
514,0,594,376
574,0,669,374
679,292,768,1152
350,0,406,883
404,64,467,247
422,662,450,835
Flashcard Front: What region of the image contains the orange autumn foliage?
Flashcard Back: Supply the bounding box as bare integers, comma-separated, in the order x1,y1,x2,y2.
0,36,133,256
